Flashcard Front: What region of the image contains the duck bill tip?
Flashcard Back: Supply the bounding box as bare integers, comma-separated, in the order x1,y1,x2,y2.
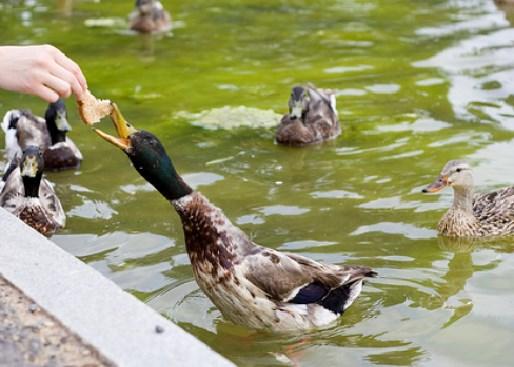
94,128,131,151
422,180,447,193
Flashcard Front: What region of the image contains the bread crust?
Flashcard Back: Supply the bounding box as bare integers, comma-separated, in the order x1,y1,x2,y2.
77,90,112,125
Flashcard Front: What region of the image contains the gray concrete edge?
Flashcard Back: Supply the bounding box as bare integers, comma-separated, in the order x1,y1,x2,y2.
0,208,234,367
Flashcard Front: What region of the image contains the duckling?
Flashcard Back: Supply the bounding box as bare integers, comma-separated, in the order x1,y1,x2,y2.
422,160,514,237
0,146,65,237
276,85,341,146
92,104,376,330
129,0,172,33
2,100,83,171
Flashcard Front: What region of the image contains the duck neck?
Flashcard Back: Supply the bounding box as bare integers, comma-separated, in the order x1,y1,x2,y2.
451,186,474,214
161,172,193,201
131,153,193,201
22,174,42,198
154,158,194,201
46,118,66,144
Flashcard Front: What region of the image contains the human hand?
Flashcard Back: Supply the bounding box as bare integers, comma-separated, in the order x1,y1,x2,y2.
0,45,87,103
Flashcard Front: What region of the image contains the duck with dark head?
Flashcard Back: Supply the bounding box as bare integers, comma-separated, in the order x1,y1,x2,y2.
0,145,65,237
276,85,341,146
1,99,83,171
91,104,375,331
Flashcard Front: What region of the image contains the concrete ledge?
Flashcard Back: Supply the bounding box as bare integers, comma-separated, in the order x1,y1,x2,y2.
0,208,233,367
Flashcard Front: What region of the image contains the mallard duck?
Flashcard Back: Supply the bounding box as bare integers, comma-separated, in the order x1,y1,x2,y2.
129,0,172,33
276,85,341,146
93,104,376,330
422,160,514,237
0,146,65,237
1,99,83,171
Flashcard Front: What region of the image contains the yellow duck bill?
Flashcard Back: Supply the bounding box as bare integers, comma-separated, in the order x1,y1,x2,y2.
94,103,138,151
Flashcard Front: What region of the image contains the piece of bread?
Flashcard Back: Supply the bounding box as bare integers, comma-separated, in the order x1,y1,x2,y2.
77,90,113,125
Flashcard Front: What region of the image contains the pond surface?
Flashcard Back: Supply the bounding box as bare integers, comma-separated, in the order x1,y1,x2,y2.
2,0,514,365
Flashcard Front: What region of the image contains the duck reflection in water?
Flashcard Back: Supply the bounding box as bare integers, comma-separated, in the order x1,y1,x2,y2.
57,0,73,16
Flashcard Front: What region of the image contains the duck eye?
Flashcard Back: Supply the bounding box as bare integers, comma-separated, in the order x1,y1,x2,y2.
456,168,462,173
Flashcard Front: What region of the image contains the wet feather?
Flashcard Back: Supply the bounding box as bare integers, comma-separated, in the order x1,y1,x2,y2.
276,85,341,146
173,192,375,330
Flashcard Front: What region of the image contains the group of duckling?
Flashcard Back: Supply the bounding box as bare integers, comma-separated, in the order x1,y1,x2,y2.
2,0,514,332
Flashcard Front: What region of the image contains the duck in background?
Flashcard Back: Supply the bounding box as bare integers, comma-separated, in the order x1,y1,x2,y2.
1,99,83,171
0,146,65,237
422,160,514,237
129,0,172,33
495,0,514,25
276,85,341,146
90,104,376,330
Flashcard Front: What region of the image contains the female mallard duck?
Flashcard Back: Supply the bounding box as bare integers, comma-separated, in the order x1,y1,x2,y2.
276,85,341,146
129,0,172,33
2,99,83,171
422,160,514,237
93,104,376,330
0,146,65,237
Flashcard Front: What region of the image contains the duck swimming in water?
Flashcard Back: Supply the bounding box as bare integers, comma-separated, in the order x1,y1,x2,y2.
92,104,376,331
129,0,172,33
423,160,514,237
0,146,65,237
2,100,83,171
276,85,341,146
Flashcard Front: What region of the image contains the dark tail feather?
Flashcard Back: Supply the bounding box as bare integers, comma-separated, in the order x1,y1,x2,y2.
319,267,376,315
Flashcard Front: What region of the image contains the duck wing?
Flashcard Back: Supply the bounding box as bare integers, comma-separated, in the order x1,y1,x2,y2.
473,186,514,221
2,155,21,184
242,248,375,311
12,112,50,153
307,85,338,117
64,137,83,160
305,88,339,133
38,179,66,227
0,164,23,208
2,110,24,164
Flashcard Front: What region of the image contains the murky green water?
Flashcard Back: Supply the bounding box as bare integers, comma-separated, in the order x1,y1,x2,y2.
3,0,514,365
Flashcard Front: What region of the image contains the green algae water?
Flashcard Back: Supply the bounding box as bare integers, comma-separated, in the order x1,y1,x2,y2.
3,0,514,365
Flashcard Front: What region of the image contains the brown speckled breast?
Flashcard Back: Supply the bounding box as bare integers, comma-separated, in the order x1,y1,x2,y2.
18,206,60,237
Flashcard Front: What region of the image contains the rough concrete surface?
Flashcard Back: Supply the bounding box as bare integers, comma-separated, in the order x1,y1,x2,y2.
0,276,111,367
0,208,234,367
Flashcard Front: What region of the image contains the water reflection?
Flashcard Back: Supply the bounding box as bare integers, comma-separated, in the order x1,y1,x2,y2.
415,1,514,129
53,231,176,292
56,0,72,16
